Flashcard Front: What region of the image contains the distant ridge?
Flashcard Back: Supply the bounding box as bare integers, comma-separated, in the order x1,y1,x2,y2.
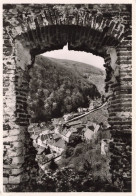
42,55,105,94
44,56,105,74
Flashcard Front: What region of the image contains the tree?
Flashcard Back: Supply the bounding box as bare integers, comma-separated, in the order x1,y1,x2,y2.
68,134,82,147
49,159,58,171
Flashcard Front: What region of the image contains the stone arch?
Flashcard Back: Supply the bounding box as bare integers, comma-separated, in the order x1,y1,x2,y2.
3,4,132,192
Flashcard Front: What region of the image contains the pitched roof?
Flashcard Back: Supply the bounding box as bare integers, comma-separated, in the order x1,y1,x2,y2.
55,138,65,149
66,131,72,138
61,128,68,136
87,125,94,131
53,133,61,140
41,130,50,135
94,124,100,132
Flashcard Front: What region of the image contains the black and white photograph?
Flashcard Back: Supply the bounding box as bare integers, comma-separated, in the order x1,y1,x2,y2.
2,1,134,193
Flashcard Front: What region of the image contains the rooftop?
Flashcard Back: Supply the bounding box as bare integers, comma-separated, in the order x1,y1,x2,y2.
54,138,65,149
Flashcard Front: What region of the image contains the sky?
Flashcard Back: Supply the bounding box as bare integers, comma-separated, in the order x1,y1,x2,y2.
42,44,105,70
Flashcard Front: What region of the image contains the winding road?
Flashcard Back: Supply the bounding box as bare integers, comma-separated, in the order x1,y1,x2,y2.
64,101,108,125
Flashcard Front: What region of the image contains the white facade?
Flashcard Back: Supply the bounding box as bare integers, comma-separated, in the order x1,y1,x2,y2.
89,102,94,110
77,108,83,113
48,144,64,154
94,124,100,138
84,129,94,141
54,127,60,134
63,114,71,121
101,139,109,155
60,131,72,142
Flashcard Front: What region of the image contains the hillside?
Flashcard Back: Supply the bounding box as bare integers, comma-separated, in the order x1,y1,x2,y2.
28,55,102,122
47,57,105,94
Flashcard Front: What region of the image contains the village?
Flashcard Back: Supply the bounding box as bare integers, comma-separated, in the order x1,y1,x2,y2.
28,98,111,172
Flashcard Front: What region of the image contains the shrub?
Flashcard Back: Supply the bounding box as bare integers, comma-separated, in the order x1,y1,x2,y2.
49,159,58,171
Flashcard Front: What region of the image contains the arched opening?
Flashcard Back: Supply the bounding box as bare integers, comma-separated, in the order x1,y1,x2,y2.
13,28,116,190
3,4,132,192
26,44,112,191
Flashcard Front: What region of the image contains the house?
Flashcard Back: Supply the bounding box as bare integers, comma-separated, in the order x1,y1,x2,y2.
37,146,46,155
101,139,113,155
55,138,65,153
66,131,72,138
84,128,94,141
47,138,65,154
94,124,100,138
30,134,39,140
92,122,97,128
89,101,94,110
53,133,61,141
77,107,83,113
61,128,68,136
37,137,48,148
41,134,48,142
63,114,72,121
54,126,60,134
101,139,109,155
83,108,89,112
61,129,72,142
40,130,54,142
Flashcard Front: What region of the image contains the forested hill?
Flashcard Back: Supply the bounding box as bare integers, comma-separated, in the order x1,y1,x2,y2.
28,55,103,122
49,57,105,94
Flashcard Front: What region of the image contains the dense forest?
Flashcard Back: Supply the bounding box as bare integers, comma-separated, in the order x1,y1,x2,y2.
53,57,105,94
28,55,103,122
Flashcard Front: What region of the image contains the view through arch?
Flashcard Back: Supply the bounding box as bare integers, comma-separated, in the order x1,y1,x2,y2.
3,4,132,192
27,46,111,191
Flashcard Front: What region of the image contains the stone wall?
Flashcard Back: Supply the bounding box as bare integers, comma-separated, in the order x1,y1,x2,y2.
108,30,132,191
3,33,38,191
3,4,132,192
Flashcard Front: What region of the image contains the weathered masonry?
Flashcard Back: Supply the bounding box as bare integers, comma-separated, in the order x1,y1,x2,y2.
3,4,132,192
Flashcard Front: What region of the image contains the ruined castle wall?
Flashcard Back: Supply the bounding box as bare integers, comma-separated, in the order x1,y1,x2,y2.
3,4,132,191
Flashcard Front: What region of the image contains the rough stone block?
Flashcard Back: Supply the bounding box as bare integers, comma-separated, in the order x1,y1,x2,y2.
10,141,24,148
9,129,22,136
3,134,25,142
3,177,9,184
3,168,10,175
3,185,7,192
12,156,24,164
3,130,9,137
4,163,23,169
9,175,22,184
8,148,23,157
11,168,23,175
